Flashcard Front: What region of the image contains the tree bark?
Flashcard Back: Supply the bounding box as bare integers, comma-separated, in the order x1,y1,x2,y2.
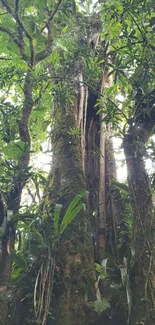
0,70,34,325
123,133,155,325
45,105,97,325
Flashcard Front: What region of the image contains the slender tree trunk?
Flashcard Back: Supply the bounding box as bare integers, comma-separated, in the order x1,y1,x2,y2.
0,70,33,325
78,64,118,262
105,126,118,257
98,117,106,260
123,133,155,324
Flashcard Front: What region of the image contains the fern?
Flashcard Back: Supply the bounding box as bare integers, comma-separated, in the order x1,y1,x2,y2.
94,299,110,315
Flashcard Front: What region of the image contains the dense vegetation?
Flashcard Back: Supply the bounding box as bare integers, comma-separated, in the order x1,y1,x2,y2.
0,0,155,324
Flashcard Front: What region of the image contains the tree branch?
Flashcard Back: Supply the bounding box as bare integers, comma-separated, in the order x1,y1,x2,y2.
15,0,19,12
1,0,13,15
36,0,63,63
108,41,144,55
1,0,34,67
49,0,63,22
17,70,34,178
0,57,12,60
0,25,28,62
35,22,53,63
14,9,34,67
0,25,19,44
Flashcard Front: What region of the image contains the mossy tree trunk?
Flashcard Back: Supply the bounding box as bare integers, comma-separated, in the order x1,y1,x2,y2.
123,131,155,324
0,71,34,325
43,103,97,325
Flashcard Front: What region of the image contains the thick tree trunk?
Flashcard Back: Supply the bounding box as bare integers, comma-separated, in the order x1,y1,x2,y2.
123,133,155,324
47,106,96,325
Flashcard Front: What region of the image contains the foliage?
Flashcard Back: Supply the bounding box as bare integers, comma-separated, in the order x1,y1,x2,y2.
94,299,110,315
0,0,155,324
112,180,133,260
95,263,106,280
96,0,155,139
59,191,86,235
11,192,86,324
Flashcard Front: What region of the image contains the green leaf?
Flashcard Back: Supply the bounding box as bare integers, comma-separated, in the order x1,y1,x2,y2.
47,0,53,7
94,299,110,315
95,263,104,274
112,180,129,193
63,191,86,218
62,25,69,33
35,0,46,9
11,267,23,279
60,202,85,235
32,229,46,245
12,252,27,270
37,173,47,184
7,42,19,54
3,141,27,160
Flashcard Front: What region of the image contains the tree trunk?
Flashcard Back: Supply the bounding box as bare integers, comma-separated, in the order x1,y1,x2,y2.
123,133,155,324
98,116,106,260
44,105,97,325
105,126,118,257
0,70,33,325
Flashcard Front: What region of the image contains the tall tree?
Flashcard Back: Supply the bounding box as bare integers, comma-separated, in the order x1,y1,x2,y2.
0,0,60,323
1,1,155,325
99,0,155,323
0,0,125,323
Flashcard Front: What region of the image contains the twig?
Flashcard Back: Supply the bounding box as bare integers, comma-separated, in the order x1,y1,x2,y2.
49,0,63,22
108,41,144,55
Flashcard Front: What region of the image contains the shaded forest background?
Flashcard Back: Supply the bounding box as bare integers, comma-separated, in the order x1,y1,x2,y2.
0,0,155,324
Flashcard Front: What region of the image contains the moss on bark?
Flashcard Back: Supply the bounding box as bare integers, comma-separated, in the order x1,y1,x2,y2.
46,106,97,324
123,133,155,325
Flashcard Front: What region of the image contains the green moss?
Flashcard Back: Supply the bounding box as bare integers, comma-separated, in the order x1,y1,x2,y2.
37,106,97,325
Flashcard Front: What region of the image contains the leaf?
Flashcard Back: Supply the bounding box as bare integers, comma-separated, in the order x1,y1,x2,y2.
37,173,47,184
7,42,19,54
12,252,27,270
63,191,86,218
33,39,37,47
62,25,69,33
60,203,85,235
3,141,27,160
47,0,53,7
113,180,129,193
94,299,110,315
101,258,108,275
33,229,46,245
35,0,46,9
11,267,23,279
95,263,106,278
